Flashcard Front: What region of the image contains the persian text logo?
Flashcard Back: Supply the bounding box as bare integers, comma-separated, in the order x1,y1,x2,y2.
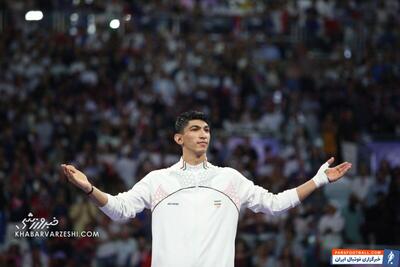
331,249,384,265
15,212,59,230
14,213,100,238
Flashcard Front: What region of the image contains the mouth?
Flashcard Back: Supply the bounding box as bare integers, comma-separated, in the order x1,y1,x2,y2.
197,142,208,146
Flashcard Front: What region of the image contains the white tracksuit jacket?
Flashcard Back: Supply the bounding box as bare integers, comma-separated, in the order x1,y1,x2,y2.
99,158,301,267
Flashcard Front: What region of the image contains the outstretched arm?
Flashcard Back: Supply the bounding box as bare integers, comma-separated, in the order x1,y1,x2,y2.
296,157,352,201
239,157,352,216
61,163,152,221
61,164,108,207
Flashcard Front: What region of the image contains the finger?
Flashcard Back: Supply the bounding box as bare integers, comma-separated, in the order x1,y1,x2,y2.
338,162,352,172
335,162,349,170
66,169,73,178
63,166,74,177
327,157,335,166
61,166,69,177
344,164,352,172
61,166,71,181
66,165,76,173
337,163,352,174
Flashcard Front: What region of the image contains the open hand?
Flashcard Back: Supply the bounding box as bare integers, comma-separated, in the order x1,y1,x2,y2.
61,164,92,193
325,157,352,182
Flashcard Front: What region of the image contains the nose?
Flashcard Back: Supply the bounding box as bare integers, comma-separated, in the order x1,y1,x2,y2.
199,130,208,139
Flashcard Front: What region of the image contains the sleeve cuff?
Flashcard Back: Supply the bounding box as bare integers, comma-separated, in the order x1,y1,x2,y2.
288,188,301,206
98,193,115,217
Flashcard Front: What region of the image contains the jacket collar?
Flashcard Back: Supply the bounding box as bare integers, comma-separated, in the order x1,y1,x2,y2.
178,157,209,171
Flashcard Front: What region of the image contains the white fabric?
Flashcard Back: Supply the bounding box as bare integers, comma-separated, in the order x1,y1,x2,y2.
312,161,330,187
99,158,300,267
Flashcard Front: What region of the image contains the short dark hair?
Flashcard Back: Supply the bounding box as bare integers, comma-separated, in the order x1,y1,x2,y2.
175,110,209,133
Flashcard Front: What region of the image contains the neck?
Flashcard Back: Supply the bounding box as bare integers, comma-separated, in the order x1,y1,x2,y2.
182,152,207,165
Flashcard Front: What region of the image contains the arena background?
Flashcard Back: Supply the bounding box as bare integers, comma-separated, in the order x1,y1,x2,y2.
0,0,399,266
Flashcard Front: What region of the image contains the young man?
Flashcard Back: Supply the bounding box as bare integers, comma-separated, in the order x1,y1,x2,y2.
61,110,352,267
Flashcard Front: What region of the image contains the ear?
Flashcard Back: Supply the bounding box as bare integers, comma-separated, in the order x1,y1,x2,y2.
174,133,183,146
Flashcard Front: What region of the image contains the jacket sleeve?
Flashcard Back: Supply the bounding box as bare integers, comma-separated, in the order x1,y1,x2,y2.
98,173,152,221
235,169,301,216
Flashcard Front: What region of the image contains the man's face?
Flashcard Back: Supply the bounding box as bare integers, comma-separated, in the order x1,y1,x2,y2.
176,120,210,156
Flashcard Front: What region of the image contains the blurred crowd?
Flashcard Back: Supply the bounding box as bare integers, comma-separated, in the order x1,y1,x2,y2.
0,0,399,266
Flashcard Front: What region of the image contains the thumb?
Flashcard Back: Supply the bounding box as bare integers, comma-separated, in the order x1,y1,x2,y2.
326,157,335,166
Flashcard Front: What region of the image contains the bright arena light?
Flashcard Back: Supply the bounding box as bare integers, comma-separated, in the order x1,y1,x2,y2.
25,11,43,21
109,19,120,29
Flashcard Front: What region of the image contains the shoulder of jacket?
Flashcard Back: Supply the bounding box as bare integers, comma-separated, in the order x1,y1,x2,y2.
147,168,168,177
141,168,168,182
214,166,243,177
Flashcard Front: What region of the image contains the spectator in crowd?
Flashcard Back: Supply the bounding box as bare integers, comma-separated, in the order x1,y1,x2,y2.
318,201,345,262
